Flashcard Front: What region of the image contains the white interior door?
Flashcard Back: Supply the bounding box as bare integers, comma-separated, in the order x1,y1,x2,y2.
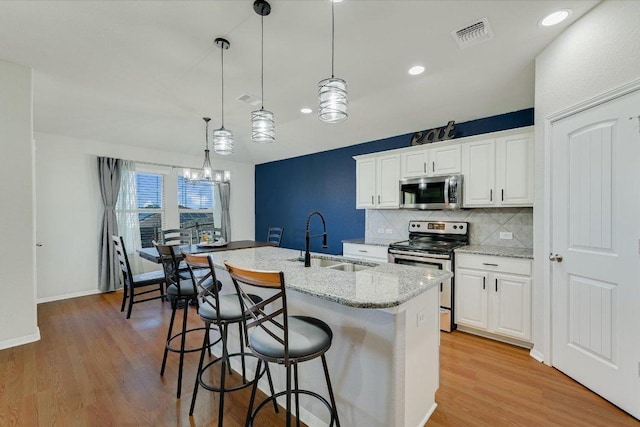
550,88,640,419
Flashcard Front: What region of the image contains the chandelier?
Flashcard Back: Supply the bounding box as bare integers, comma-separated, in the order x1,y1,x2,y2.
184,117,216,183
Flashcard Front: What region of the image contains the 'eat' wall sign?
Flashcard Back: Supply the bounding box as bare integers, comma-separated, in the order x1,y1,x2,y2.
410,121,456,146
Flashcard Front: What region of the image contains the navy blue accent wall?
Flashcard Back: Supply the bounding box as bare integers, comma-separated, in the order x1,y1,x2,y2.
255,108,534,255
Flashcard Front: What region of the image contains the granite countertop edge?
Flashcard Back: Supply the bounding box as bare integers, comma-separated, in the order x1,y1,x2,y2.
455,245,534,259
207,246,450,309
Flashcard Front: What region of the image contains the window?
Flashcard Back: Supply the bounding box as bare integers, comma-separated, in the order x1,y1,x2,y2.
178,177,220,239
136,172,164,248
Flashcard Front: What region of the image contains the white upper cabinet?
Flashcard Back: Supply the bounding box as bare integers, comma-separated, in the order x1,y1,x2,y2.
462,130,534,207
355,153,400,209
401,143,461,178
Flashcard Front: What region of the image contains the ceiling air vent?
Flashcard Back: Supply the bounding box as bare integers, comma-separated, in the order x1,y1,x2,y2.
237,94,262,106
451,17,493,49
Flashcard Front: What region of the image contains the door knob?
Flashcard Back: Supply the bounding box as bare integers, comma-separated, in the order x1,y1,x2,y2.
549,253,563,262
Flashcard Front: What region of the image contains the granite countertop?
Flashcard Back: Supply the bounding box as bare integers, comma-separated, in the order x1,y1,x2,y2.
341,238,396,247
455,245,533,259
206,246,451,309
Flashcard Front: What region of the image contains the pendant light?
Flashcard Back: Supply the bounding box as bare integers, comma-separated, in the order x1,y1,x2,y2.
251,0,275,143
213,37,234,155
318,0,348,123
184,117,214,183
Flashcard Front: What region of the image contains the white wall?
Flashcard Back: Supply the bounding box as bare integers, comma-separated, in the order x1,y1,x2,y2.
0,59,39,349
533,1,640,360
35,132,255,302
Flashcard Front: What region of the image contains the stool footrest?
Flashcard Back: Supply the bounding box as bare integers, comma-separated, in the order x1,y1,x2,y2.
248,389,336,427
166,326,221,354
197,352,266,393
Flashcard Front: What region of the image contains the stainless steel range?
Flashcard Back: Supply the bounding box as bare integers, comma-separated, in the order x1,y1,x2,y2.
388,220,469,332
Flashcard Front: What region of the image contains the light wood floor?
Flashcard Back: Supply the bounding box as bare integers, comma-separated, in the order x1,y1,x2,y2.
0,292,637,427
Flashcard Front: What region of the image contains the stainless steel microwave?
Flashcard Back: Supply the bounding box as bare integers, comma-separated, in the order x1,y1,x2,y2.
399,174,463,210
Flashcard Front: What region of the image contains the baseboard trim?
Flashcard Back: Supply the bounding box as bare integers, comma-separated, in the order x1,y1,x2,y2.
417,403,438,427
456,325,533,349
0,327,41,350
529,348,545,363
37,289,101,304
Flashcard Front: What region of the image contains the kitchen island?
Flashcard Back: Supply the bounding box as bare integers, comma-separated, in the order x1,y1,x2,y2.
204,246,451,427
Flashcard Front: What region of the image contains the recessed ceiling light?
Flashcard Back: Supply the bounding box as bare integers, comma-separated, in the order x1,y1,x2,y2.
540,9,572,27
331,0,343,3
408,65,425,76
301,107,313,114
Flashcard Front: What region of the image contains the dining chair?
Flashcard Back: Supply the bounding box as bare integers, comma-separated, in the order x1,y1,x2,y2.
162,228,193,245
154,241,216,398
225,261,341,427
182,253,278,425
266,226,284,247
112,235,165,319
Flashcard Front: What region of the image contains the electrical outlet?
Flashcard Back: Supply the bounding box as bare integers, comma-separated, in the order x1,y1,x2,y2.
417,310,426,327
377,228,385,234
499,232,513,240
385,228,393,234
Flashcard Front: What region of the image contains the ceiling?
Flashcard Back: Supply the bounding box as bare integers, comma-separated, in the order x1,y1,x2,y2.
0,0,599,165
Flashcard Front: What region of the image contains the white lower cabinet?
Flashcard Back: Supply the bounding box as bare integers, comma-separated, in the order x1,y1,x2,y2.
455,253,532,342
342,243,388,263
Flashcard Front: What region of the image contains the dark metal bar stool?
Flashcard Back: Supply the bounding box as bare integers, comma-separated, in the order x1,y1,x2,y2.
183,253,278,426
225,261,341,427
154,241,218,399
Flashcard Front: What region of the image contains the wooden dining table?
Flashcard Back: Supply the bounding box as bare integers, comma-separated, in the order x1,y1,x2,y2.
138,240,275,263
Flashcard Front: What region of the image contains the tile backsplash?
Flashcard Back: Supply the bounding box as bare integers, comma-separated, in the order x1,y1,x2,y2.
365,207,533,248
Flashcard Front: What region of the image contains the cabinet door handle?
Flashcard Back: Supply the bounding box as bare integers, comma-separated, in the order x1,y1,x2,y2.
501,189,504,201
371,195,374,204
378,195,381,204
423,162,426,173
495,278,498,292
482,263,499,267
358,250,368,253
482,277,486,290
490,189,493,201
432,161,435,172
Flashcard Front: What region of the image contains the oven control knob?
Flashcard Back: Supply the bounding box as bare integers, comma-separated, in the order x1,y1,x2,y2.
453,225,457,229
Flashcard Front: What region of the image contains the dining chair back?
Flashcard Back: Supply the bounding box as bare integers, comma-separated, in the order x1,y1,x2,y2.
162,228,193,246
266,226,284,247
112,235,165,319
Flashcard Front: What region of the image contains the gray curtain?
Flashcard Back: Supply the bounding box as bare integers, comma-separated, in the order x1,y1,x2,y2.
218,182,231,242
98,157,122,292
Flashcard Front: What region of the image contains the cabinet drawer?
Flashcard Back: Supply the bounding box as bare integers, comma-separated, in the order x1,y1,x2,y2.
456,253,531,276
343,243,388,262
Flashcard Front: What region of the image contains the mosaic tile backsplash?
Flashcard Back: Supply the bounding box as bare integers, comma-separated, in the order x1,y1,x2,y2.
365,207,533,248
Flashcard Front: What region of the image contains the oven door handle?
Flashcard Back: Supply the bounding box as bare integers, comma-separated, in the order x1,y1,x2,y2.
388,249,450,260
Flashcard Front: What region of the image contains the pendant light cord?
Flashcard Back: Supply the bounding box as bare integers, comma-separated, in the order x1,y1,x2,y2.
261,14,265,109
205,119,209,148
220,45,225,128
331,0,335,78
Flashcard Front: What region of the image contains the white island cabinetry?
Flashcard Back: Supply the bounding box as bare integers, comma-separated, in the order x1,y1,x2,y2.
455,252,532,344
207,246,448,427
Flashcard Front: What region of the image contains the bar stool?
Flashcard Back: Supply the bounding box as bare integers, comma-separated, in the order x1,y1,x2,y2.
154,241,218,399
182,253,278,426
225,261,341,427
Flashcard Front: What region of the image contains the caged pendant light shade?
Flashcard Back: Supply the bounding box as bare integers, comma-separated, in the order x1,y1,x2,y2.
251,0,275,143
318,0,348,123
213,37,234,155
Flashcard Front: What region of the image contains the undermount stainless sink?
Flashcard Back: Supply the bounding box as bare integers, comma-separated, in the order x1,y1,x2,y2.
288,256,376,272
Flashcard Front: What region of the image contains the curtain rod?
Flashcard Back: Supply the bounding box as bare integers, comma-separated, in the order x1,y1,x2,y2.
133,160,229,173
